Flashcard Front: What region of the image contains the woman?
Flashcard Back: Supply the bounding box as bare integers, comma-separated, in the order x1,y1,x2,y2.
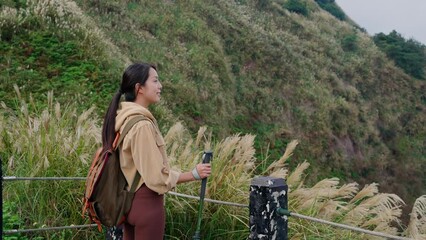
102,62,211,240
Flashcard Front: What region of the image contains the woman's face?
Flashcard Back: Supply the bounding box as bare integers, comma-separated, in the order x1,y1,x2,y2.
138,67,162,107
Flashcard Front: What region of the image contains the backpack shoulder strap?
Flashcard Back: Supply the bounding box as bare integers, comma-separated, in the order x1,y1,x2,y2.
115,115,148,150
115,115,146,192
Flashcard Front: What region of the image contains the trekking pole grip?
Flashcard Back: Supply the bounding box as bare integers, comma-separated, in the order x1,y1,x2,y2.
202,151,213,164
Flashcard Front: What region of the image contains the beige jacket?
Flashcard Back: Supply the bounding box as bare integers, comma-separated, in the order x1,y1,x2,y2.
115,101,180,194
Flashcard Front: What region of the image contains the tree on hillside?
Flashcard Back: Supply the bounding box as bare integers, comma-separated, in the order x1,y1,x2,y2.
373,30,426,80
315,0,346,20
284,0,309,16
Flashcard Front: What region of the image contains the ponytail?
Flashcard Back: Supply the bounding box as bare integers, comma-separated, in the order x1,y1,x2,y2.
101,90,122,150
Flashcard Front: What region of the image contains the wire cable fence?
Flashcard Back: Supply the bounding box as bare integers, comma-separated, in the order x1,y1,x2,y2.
3,176,87,181
4,224,98,234
2,176,413,239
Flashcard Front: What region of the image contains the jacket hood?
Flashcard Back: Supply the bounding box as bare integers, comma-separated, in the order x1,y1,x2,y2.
115,101,155,132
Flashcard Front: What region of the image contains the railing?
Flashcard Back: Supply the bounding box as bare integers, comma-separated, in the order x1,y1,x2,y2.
1,176,412,239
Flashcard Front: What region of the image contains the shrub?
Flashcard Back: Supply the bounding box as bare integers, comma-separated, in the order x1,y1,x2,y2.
284,0,309,16
373,30,426,79
315,0,346,20
342,33,358,52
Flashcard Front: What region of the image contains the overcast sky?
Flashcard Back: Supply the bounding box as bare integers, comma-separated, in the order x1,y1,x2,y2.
335,0,426,44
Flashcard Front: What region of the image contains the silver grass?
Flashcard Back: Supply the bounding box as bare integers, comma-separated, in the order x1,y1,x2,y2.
266,139,298,173
233,134,256,165
270,168,289,179
349,183,379,204
79,153,89,165
318,199,347,220
204,139,211,152
168,141,180,162
164,122,185,144
287,161,310,189
41,109,49,131
406,195,426,239
335,183,359,200
20,100,28,119
55,102,61,120
195,126,207,147
43,155,49,169
8,156,14,170
216,135,240,161
177,139,194,167
13,84,21,99
344,193,404,230
0,115,4,149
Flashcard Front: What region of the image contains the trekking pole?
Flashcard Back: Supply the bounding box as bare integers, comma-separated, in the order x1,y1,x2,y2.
193,151,213,240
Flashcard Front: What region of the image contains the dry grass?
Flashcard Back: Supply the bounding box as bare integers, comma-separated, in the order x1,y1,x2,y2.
163,124,255,238
1,85,101,174
1,86,102,239
163,121,425,239
2,89,424,239
260,138,426,239
266,139,298,173
168,129,255,208
406,195,426,239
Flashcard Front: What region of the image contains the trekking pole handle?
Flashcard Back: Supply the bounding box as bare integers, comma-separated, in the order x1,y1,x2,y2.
202,151,213,164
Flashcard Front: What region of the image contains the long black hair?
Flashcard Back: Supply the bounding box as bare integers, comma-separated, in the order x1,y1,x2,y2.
101,62,156,149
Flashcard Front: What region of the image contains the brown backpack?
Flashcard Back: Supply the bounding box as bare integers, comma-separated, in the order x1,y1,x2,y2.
82,116,147,231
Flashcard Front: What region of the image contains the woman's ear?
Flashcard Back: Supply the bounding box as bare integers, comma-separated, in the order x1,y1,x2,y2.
135,83,142,95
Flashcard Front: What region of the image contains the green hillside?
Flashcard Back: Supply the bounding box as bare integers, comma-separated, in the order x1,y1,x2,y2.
1,0,425,229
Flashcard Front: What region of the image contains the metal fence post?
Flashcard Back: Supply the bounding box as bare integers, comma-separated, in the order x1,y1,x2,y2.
249,176,288,240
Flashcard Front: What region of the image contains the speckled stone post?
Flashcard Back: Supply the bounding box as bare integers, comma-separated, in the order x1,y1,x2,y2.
249,176,288,240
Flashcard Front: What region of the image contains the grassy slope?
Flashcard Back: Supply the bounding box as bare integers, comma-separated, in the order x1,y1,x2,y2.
1,0,424,219
74,0,425,210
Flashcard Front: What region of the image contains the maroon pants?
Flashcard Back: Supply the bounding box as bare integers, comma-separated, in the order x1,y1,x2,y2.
124,184,165,240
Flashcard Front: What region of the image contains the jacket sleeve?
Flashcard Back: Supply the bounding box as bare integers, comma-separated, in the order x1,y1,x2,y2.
128,121,180,194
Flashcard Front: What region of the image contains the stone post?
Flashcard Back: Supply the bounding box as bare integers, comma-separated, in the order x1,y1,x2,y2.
249,176,288,240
